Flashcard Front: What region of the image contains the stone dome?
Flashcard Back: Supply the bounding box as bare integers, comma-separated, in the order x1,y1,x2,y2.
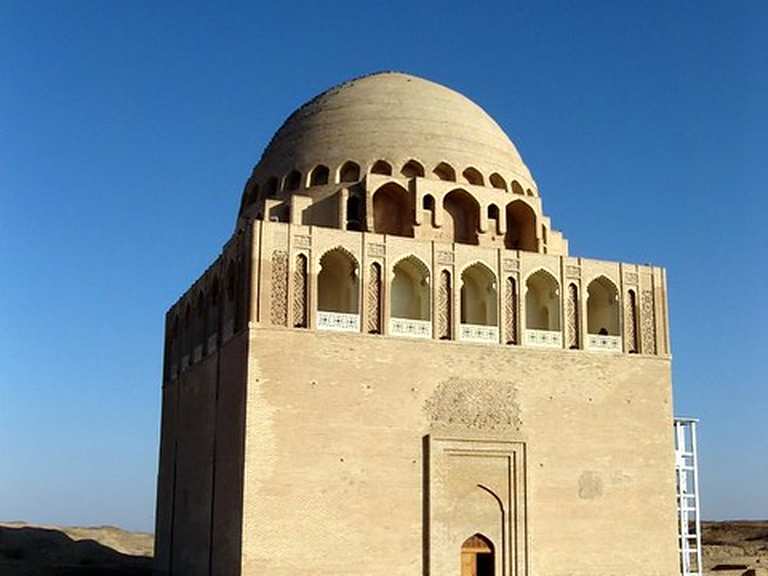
249,71,535,189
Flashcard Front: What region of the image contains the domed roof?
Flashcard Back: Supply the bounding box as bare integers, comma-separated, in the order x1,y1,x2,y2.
251,72,535,185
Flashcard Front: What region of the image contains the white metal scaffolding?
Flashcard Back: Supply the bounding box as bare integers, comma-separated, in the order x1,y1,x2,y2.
674,417,702,576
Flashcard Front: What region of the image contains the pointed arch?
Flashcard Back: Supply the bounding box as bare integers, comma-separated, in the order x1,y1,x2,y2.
489,173,507,191
505,200,537,252
444,189,480,245
309,164,329,186
391,255,430,321
433,161,456,181
370,159,393,175
587,276,620,336
372,182,413,237
461,262,497,326
461,533,495,576
511,180,524,195
462,166,484,186
525,268,560,331
284,169,302,191
401,159,425,178
317,247,359,314
338,160,361,183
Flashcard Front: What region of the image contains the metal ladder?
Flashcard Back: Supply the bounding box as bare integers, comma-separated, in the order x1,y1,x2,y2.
674,417,703,576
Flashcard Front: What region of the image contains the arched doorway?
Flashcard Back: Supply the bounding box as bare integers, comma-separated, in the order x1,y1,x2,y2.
461,534,495,576
317,248,360,332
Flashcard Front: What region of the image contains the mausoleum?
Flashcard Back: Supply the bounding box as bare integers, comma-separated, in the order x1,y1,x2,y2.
154,72,679,576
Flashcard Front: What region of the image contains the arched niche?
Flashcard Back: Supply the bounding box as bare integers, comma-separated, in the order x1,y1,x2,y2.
265,177,279,197
284,170,302,191
317,248,359,314
309,164,329,186
444,189,480,245
339,161,361,183
401,159,425,178
463,166,484,186
489,173,507,191
460,533,495,576
346,193,363,232
505,201,537,251
525,269,560,330
434,162,456,181
511,180,524,195
587,276,620,336
372,182,413,237
370,159,393,175
461,263,497,326
391,256,430,321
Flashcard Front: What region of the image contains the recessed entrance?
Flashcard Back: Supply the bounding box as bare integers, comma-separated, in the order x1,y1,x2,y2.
461,534,495,576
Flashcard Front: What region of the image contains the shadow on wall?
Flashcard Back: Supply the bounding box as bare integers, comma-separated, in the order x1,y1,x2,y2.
0,525,152,575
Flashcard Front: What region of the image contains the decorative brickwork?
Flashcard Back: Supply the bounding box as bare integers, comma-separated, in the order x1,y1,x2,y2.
567,283,579,349
438,270,452,340
367,262,382,334
504,276,518,344
625,290,639,353
641,290,656,354
270,250,288,326
293,254,308,328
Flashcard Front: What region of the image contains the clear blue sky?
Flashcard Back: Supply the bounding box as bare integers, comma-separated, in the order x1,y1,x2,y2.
1,1,765,532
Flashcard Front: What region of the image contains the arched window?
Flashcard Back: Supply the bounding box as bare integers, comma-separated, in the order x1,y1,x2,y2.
487,204,500,234
587,277,620,337
309,165,329,186
526,188,535,197
505,201,537,251
461,263,497,327
461,534,495,576
266,177,279,197
391,257,430,321
284,170,302,191
317,248,359,328
433,162,456,182
401,159,425,178
444,189,480,245
423,194,435,226
372,182,413,237
526,270,560,331
346,194,362,231
511,180,524,195
339,161,360,183
462,167,484,186
370,160,393,175
489,173,507,191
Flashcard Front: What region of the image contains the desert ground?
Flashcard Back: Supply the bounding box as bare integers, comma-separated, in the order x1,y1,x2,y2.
0,520,765,575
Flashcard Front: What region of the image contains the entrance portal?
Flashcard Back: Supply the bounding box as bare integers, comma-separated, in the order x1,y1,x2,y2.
461,534,495,576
